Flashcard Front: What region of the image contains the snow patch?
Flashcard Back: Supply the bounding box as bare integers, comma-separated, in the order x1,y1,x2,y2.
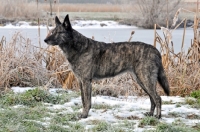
0,20,137,29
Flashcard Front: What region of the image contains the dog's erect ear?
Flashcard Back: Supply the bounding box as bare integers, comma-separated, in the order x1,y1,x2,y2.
55,16,61,26
63,14,72,31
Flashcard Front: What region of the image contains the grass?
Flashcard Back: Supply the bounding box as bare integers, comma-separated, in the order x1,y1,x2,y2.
92,103,120,110
188,90,200,108
153,123,199,132
0,106,84,132
0,2,200,131
0,88,79,107
0,1,200,97
0,0,133,20
42,3,133,13
190,90,200,99
168,112,181,118
162,100,173,104
153,2,200,96
0,106,49,131
138,116,159,128
92,121,109,131
0,88,200,131
0,88,83,132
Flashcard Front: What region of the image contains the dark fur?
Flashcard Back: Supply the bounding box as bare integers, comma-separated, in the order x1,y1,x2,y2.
44,15,170,119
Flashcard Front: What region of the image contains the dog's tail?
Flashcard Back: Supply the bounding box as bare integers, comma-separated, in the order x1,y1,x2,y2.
158,66,170,96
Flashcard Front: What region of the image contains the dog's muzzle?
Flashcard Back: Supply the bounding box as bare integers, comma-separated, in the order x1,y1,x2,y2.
44,38,48,43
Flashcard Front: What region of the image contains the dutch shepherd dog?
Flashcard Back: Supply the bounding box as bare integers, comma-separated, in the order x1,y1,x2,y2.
44,14,170,119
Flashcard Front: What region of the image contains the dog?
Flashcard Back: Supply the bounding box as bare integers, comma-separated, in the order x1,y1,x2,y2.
44,14,170,119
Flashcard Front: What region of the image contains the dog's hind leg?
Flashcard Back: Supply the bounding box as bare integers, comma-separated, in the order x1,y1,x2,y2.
145,96,156,116
134,64,162,118
79,79,92,118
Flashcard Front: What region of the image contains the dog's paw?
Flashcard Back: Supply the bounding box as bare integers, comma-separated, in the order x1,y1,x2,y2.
154,115,161,119
144,112,153,117
78,113,88,119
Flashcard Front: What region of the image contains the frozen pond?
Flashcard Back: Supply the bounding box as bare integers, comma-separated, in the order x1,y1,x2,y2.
0,22,194,53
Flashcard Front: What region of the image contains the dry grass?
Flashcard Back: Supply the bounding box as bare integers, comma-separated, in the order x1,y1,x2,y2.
0,32,79,90
0,0,42,19
0,33,49,88
0,0,157,22
41,3,133,12
1,10,200,96
1,1,200,97
0,0,133,19
45,46,78,90
154,3,200,96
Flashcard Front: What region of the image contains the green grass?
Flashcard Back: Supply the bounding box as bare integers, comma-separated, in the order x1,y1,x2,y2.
92,103,120,110
185,97,197,105
162,100,173,105
153,123,199,132
0,88,84,131
190,90,200,108
0,103,84,132
185,95,200,108
0,88,200,131
92,121,109,131
0,88,79,107
168,112,181,118
138,116,159,128
0,106,49,131
190,90,200,99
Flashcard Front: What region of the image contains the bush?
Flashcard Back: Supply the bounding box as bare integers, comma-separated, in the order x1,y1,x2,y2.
134,0,182,28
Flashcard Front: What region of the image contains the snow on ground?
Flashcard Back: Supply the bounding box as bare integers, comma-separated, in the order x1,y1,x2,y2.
0,20,137,29
11,87,200,131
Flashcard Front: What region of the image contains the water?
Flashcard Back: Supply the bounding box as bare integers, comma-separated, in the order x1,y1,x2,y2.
0,27,194,53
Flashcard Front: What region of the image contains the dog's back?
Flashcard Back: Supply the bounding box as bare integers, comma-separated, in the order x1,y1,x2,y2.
91,41,161,78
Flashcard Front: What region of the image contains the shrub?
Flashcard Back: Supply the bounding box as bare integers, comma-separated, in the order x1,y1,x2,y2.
133,0,182,28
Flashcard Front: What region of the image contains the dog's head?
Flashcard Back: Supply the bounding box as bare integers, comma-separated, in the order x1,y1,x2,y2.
44,14,73,46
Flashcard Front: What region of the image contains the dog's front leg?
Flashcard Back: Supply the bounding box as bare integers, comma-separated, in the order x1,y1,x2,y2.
79,79,92,118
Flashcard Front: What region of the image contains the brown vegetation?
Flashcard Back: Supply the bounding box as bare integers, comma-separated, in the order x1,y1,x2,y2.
0,33,49,88
0,0,200,97
0,0,132,19
0,0,41,19
154,2,200,96
41,3,132,12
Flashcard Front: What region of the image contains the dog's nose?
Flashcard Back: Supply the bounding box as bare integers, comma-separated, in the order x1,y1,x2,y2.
44,39,48,43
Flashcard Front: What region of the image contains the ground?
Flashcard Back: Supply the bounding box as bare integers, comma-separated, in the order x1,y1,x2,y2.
0,87,199,132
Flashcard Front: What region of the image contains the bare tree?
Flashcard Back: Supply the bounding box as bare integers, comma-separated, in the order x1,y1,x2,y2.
136,0,181,28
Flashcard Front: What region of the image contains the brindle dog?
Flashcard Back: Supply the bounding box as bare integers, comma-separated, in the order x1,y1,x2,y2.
44,14,170,119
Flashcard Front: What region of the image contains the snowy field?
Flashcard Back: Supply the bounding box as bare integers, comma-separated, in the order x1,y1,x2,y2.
2,87,198,132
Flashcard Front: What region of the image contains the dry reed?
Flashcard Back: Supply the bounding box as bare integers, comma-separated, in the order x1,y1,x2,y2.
1,1,200,97
0,33,49,89
153,0,200,96
40,3,132,13
0,0,41,19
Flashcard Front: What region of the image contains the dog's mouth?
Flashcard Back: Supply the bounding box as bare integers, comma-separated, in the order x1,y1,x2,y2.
44,39,58,46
